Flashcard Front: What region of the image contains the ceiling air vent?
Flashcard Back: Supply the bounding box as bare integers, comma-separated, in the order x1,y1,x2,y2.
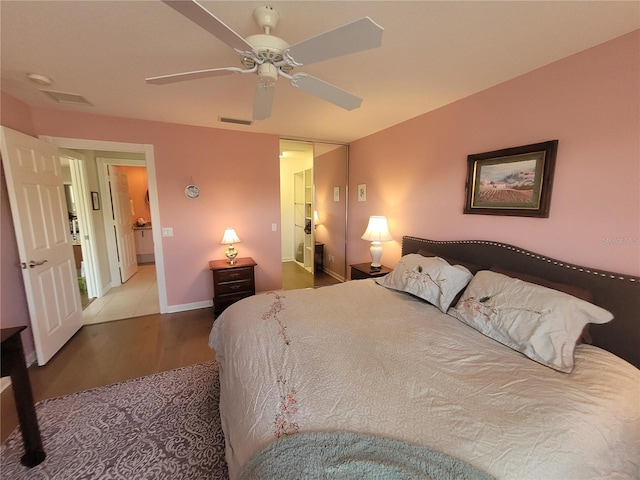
219,117,253,126
40,89,93,106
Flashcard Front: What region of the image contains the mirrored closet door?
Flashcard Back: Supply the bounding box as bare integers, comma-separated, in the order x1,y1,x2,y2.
279,139,348,289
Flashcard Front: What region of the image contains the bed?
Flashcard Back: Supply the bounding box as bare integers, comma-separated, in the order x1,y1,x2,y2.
209,236,640,479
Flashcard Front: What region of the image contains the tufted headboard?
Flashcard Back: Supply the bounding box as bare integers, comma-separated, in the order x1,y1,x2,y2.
402,236,640,369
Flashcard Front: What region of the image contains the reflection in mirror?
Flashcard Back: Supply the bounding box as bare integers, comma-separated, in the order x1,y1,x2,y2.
279,139,347,290
313,143,348,285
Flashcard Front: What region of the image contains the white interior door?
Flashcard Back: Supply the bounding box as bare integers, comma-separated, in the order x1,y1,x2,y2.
64,151,100,299
0,126,83,365
109,165,137,282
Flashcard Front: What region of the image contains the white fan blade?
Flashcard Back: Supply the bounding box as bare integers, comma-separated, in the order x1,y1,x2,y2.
253,83,275,120
284,17,383,66
290,73,362,111
146,67,244,85
162,0,257,55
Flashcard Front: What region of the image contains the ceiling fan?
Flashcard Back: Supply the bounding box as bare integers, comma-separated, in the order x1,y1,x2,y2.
146,1,384,120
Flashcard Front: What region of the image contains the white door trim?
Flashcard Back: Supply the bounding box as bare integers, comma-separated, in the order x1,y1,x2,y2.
38,136,168,314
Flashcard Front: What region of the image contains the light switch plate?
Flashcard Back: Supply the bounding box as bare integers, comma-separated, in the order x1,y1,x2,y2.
161,227,173,237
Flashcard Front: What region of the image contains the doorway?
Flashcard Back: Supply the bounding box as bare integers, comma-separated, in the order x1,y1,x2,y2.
41,136,168,315
85,159,159,323
57,151,160,322
279,139,347,289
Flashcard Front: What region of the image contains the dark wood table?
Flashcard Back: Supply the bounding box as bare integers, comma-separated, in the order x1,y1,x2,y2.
350,262,393,280
1,326,46,467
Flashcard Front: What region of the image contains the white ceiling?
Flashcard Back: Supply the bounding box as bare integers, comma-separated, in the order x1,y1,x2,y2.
2,1,638,144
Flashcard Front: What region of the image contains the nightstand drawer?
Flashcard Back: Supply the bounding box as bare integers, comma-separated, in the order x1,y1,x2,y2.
216,266,253,283
215,291,253,311
215,278,253,295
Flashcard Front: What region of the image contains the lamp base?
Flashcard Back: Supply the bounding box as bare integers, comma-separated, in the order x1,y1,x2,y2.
369,241,383,270
369,265,382,273
225,246,238,265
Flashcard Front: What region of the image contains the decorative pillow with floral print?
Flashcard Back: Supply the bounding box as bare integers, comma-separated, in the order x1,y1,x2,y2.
376,254,473,312
449,270,613,373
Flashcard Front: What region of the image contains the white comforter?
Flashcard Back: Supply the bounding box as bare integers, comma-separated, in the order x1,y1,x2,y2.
209,280,640,480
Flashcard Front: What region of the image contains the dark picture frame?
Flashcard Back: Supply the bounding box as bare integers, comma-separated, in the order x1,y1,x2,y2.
464,140,558,218
91,191,100,211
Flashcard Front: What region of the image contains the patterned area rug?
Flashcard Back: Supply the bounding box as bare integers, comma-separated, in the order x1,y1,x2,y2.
1,361,228,479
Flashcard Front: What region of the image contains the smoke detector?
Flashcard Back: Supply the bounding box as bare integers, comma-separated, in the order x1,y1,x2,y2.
27,73,53,86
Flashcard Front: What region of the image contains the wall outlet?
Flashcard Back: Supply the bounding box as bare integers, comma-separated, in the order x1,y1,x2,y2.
272,223,278,232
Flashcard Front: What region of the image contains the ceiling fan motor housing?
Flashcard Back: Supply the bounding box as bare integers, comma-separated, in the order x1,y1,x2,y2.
245,34,289,62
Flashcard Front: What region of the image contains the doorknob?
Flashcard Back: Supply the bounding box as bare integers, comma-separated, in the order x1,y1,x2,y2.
21,260,48,269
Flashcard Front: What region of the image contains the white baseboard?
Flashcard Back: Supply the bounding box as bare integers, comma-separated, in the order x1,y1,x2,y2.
325,269,346,283
164,299,213,313
26,351,37,366
99,281,113,297
0,377,11,393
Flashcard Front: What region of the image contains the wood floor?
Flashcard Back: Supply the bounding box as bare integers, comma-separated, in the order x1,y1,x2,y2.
1,308,216,443
281,261,341,290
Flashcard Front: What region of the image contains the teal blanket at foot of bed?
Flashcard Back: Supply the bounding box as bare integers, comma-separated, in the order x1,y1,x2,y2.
238,431,495,480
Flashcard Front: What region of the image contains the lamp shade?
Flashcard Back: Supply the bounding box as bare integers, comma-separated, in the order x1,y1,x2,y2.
221,228,241,245
361,216,392,242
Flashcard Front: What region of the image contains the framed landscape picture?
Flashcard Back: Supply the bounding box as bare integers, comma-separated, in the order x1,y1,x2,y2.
464,140,558,217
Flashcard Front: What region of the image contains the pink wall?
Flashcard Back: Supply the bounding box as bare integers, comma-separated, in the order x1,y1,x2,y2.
348,31,640,277
121,166,150,224
4,105,282,309
0,92,36,137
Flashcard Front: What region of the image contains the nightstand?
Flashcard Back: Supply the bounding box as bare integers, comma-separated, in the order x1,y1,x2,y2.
350,262,393,280
314,242,324,274
209,257,257,316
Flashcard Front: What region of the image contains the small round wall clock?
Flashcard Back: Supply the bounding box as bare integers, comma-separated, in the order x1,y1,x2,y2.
184,184,200,199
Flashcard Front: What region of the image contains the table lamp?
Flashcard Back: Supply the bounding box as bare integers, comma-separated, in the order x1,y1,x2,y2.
221,228,241,264
361,216,392,271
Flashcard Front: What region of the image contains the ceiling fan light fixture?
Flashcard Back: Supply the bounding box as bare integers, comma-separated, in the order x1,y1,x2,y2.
152,0,384,120
258,63,278,84
241,56,256,69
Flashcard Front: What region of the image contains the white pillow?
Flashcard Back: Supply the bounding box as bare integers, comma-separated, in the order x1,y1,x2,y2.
376,254,473,312
449,270,613,373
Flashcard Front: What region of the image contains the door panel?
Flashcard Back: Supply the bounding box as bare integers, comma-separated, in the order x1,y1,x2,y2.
110,165,137,282
1,126,83,365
